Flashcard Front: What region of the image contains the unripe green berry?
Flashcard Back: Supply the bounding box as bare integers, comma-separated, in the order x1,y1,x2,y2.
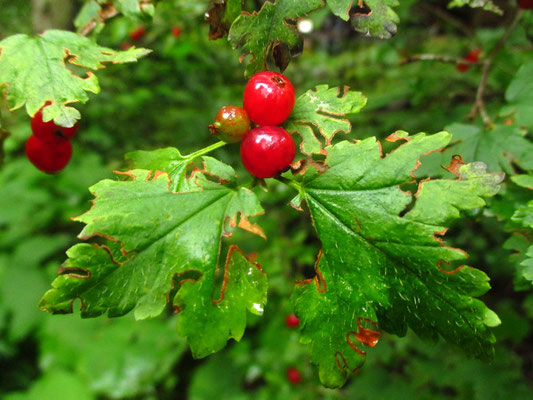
209,106,251,143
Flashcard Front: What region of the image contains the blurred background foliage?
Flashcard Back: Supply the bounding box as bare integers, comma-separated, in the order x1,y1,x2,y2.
0,0,532,399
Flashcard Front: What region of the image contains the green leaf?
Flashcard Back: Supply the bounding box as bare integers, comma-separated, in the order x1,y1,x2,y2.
326,0,353,21
0,30,150,127
291,132,503,387
512,174,533,190
443,123,533,175
175,246,268,357
284,85,367,155
522,246,533,283
126,147,197,192
228,0,324,77
447,0,503,15
502,62,533,129
512,201,533,229
75,0,155,35
39,162,266,357
350,0,400,40
125,143,229,192
504,235,533,288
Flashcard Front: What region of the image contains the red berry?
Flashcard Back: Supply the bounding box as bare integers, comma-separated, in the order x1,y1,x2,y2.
31,109,78,144
129,26,146,41
285,313,299,328
25,135,72,174
465,49,482,62
240,126,296,178
518,0,533,9
243,71,295,126
209,106,251,143
287,367,301,384
171,26,182,37
121,42,133,50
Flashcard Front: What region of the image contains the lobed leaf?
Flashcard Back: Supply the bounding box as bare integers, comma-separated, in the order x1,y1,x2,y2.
175,246,267,357
291,132,503,387
228,0,324,77
350,0,400,39
39,163,267,357
0,30,150,127
284,85,367,156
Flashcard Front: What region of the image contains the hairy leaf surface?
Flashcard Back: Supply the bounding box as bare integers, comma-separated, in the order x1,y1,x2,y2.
291,132,503,387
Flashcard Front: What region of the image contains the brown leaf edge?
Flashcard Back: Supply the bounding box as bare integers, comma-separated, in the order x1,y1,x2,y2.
288,85,362,157
295,251,381,376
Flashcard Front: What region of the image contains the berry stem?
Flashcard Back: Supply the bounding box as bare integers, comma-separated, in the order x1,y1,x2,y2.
275,175,302,193
186,140,227,160
168,141,227,192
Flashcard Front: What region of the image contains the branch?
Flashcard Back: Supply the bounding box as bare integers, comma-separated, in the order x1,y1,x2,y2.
400,54,478,66
469,9,525,127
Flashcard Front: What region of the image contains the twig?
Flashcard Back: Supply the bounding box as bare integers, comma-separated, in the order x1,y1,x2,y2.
469,9,525,127
400,54,477,66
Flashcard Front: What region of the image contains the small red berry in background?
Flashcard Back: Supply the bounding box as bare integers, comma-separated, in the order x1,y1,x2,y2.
31,109,78,144
209,106,251,143
171,26,182,37
518,0,533,9
243,71,295,126
456,48,482,72
121,42,133,51
25,135,72,174
129,26,146,41
240,126,296,178
285,313,300,328
287,367,301,384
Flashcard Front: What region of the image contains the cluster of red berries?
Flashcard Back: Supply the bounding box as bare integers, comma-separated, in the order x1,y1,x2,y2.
456,48,482,72
210,71,296,178
25,110,78,174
